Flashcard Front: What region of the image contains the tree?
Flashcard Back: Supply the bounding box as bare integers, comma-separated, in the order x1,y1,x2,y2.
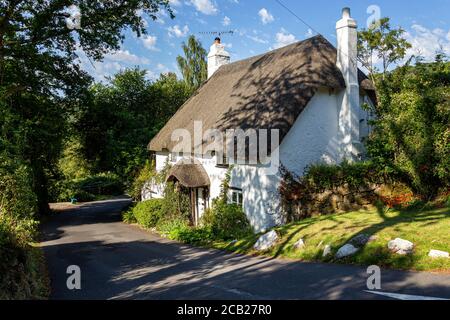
176,35,207,90
358,17,412,84
0,0,173,215
74,69,191,183
366,56,450,198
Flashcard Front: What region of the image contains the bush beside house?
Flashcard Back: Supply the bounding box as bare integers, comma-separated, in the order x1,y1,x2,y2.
124,171,253,244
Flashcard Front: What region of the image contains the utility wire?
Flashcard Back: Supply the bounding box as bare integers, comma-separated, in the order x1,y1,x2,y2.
273,0,365,68
274,0,322,37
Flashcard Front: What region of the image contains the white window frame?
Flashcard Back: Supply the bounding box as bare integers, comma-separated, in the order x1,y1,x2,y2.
229,187,243,206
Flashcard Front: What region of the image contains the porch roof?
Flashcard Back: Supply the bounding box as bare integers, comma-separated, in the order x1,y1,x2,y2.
167,158,210,188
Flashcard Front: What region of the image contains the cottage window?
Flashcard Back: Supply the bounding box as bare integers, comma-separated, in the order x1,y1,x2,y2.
229,188,243,206
216,154,229,168
168,152,177,162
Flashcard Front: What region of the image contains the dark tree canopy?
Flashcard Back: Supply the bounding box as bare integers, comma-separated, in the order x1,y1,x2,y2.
0,0,173,214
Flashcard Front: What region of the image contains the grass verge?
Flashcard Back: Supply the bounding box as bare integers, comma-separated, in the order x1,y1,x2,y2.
209,205,450,272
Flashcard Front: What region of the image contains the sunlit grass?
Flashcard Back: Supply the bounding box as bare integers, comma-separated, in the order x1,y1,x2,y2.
211,205,450,272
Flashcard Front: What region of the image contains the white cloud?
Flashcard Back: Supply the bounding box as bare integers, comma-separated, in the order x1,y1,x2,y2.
305,28,314,38
75,46,151,82
405,24,450,61
169,0,182,6
141,35,159,51
248,35,268,44
189,0,218,15
272,29,296,49
222,16,231,26
168,25,189,38
258,8,274,25
109,49,150,64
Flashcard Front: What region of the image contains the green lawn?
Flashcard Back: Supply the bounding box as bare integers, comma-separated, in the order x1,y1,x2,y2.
211,205,450,272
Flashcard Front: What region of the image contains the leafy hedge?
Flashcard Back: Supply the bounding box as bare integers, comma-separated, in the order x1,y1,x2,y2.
201,201,252,240
131,199,164,228
58,173,124,202
0,156,48,299
279,161,390,221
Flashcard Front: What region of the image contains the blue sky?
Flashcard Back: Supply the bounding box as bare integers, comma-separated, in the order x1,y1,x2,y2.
77,0,450,81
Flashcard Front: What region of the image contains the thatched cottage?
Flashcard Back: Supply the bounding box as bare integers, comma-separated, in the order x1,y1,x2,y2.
147,8,376,232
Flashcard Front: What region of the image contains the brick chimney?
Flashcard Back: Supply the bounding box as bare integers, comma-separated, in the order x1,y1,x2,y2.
336,7,361,160
207,37,230,79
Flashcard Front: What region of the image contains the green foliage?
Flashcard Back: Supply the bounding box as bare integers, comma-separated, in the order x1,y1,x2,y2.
130,159,170,201
358,17,412,81
58,140,92,181
302,161,387,192
122,207,137,224
176,35,208,90
75,70,191,184
0,0,174,215
160,182,191,221
170,226,214,244
0,155,47,299
131,199,164,228
279,161,388,221
57,173,124,202
202,201,253,240
156,217,190,238
201,171,253,240
0,222,49,299
366,58,450,197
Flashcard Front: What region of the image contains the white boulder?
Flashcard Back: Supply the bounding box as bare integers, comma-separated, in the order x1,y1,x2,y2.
335,244,359,259
428,249,449,258
388,238,414,255
253,230,278,251
322,244,332,257
293,238,305,249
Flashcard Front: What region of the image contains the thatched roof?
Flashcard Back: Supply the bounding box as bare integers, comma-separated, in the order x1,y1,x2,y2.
149,35,374,154
167,158,210,188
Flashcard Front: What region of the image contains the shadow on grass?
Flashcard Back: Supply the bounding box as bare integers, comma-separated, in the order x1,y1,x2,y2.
223,202,449,271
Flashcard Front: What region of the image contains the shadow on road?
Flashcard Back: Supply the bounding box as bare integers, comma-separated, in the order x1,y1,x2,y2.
41,198,450,300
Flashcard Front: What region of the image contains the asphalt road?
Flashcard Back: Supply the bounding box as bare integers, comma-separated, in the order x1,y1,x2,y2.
41,197,450,300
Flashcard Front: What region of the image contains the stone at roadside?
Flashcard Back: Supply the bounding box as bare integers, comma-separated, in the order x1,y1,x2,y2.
428,249,449,258
322,244,331,257
253,230,278,251
388,238,414,255
293,238,305,249
349,234,377,247
335,244,359,259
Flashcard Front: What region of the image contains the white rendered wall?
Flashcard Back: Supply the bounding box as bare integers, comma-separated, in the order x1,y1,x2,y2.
148,89,373,232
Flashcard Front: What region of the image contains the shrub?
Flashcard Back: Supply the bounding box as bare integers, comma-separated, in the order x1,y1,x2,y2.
279,161,388,221
130,160,155,201
173,226,214,244
156,217,190,238
202,200,253,240
122,207,137,224
160,182,191,220
0,157,47,299
57,172,124,202
132,198,164,228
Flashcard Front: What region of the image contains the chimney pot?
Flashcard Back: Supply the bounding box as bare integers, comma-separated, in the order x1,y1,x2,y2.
342,7,351,19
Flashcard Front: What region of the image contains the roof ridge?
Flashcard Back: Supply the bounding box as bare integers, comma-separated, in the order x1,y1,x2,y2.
215,34,329,73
